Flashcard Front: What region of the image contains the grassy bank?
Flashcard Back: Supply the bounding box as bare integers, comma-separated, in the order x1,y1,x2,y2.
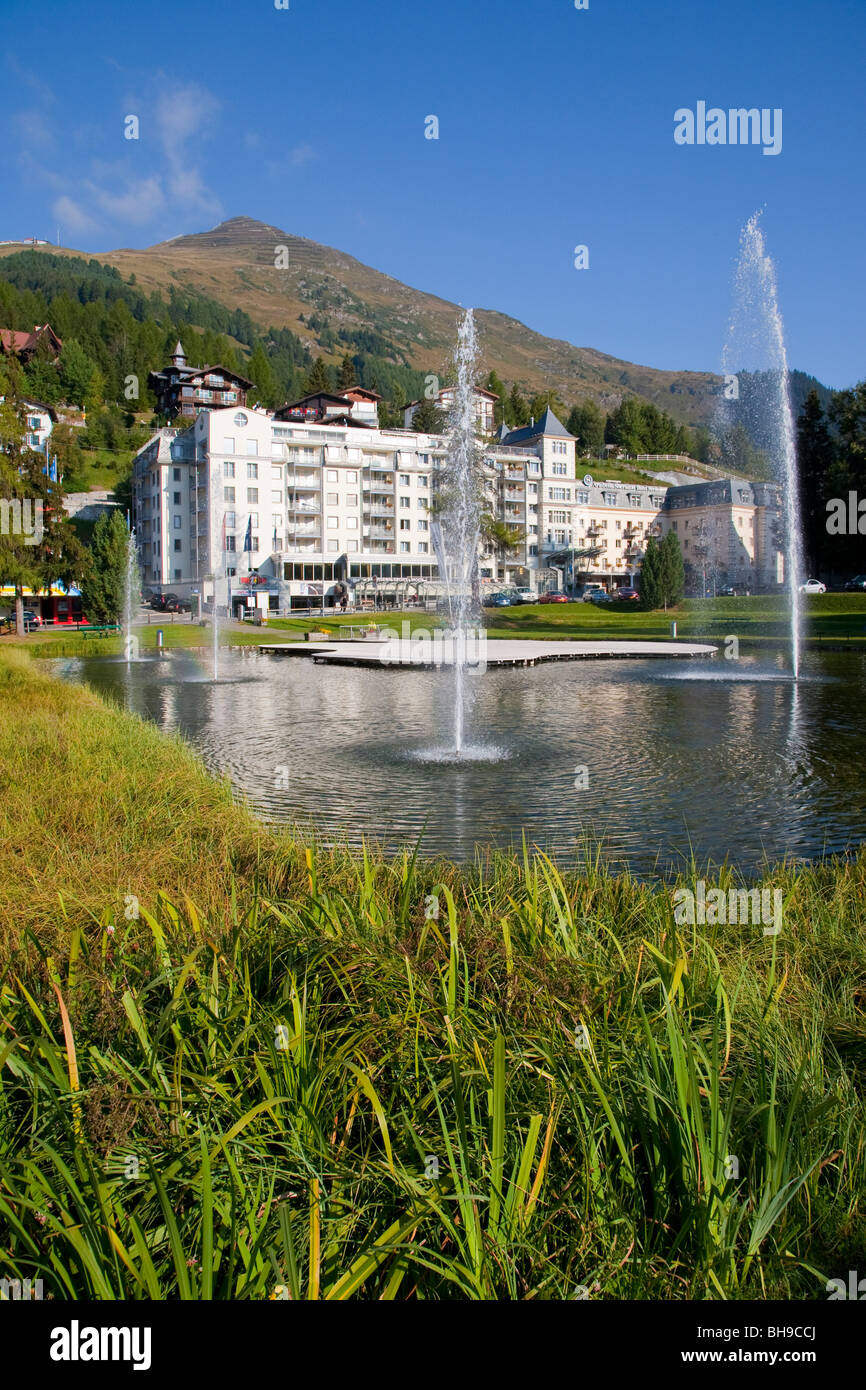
4,594,865,660
0,649,864,1300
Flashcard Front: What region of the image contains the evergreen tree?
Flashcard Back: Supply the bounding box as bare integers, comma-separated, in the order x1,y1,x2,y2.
80,509,130,626
58,340,97,408
304,356,332,395
566,401,605,456
246,341,278,409
508,383,530,427
411,398,445,433
796,390,837,573
658,529,685,607
638,536,663,609
485,370,507,427
529,389,566,422
338,354,356,390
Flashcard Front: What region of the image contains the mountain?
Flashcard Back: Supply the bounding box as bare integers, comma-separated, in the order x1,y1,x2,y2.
0,216,725,426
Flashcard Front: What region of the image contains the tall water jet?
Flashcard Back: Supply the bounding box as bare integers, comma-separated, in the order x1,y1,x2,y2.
721,214,804,679
123,527,140,665
211,572,221,682
431,309,483,754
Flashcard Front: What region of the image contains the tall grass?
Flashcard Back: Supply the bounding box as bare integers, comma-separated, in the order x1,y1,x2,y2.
0,650,864,1299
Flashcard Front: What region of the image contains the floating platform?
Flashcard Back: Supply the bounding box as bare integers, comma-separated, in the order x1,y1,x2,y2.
256,638,718,668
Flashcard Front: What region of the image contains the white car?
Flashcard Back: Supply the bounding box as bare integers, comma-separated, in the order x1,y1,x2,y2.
799,579,826,594
512,587,537,604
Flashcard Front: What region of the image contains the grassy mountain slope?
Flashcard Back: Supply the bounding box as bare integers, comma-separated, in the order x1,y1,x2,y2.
1,217,724,425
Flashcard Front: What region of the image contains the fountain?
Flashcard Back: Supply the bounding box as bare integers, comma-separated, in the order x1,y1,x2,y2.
722,213,804,679
431,309,483,754
123,527,140,665
211,572,221,682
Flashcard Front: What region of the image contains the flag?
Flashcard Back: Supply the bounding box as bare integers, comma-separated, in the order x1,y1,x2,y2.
243,516,253,553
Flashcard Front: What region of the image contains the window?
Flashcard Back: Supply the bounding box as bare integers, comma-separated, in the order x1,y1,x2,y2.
347,493,358,506
327,516,339,529
418,496,429,508
418,542,428,554
552,461,567,476
347,540,358,552
400,542,410,553
327,540,340,553
549,488,570,502
528,483,538,495
417,475,428,487
247,461,258,478
173,515,182,530
246,440,258,457
174,569,182,580
327,470,338,482
327,493,339,505
173,539,182,552
226,536,236,552
346,517,357,529
223,438,235,454
247,488,259,504
225,511,236,528
223,461,235,478
271,490,283,504
399,474,410,486
417,519,428,531
173,467,181,481
346,470,357,482
400,496,410,509
173,492,181,505
400,519,411,531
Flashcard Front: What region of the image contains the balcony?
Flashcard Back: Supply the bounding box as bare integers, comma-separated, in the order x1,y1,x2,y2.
364,503,395,518
363,524,395,538
289,500,321,514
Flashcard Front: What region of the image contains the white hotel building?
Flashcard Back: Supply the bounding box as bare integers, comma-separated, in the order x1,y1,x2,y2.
131,390,783,611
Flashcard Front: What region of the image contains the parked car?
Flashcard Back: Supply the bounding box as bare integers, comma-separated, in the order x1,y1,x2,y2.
581,584,606,602
512,587,537,604
483,592,514,607
22,608,42,631
844,575,866,592
799,579,827,594
149,594,169,611
163,595,191,613
537,591,569,604
616,587,641,602
589,591,614,604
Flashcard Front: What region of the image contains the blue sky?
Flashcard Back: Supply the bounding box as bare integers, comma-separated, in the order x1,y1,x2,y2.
2,0,864,388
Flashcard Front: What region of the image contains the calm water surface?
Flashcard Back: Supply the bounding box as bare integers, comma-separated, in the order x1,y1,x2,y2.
52,647,866,875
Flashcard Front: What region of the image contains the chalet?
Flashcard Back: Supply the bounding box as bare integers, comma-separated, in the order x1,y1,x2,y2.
148,341,254,419
273,386,381,428
403,383,497,435
0,323,63,363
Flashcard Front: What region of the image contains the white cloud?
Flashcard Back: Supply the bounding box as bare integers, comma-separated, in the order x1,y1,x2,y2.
28,75,224,241
51,195,98,237
89,177,166,225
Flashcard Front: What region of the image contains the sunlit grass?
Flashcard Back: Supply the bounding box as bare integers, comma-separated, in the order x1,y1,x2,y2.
0,648,864,1300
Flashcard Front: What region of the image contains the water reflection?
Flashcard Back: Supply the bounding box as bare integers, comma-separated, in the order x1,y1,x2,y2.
52,648,865,874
